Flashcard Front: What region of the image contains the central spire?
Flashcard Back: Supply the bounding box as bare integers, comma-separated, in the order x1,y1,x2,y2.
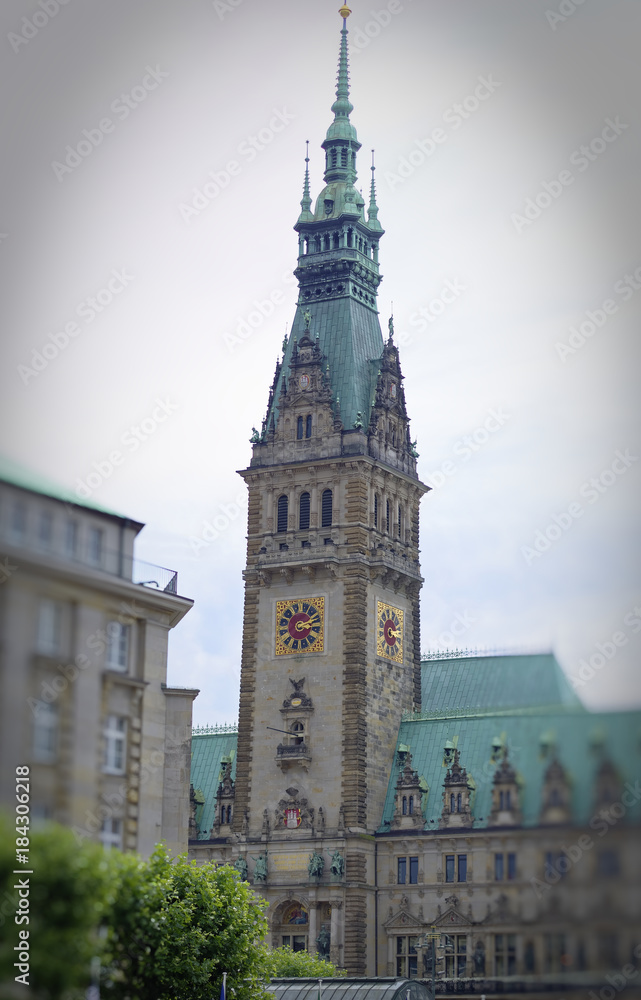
322,5,361,185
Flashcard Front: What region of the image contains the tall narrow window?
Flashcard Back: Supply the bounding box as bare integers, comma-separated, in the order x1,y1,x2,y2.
277,495,288,533
36,599,62,656
321,489,333,527
409,856,418,884
374,494,379,528
386,499,390,533
32,701,58,763
297,416,304,439
88,526,104,566
299,492,310,531
100,818,123,850
305,414,312,438
65,520,78,558
397,857,407,884
106,622,130,671
11,501,26,543
38,510,53,549
397,505,402,537
103,716,127,774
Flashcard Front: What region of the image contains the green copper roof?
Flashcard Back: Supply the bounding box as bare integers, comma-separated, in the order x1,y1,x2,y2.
0,453,140,524
379,707,641,831
190,731,238,839
420,652,583,713
325,20,358,147
274,296,383,432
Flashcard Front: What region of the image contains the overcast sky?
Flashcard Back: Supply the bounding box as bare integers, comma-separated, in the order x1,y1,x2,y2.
1,0,640,725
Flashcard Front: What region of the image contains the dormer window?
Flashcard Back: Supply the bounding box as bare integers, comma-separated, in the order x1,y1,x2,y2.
306,414,312,438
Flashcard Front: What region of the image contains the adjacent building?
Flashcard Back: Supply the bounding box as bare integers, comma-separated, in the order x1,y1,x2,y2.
0,456,197,856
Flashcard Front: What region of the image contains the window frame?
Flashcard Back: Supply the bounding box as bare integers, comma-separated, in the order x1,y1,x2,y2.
106,621,130,672
36,598,62,656
103,715,127,774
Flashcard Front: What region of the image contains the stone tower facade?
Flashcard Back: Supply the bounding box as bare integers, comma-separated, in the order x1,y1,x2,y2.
232,9,427,972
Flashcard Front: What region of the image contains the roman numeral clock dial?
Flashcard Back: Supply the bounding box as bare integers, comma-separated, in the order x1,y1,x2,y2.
377,601,404,663
275,597,325,655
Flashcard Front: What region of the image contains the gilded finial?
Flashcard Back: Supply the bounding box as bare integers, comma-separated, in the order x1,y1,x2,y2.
339,4,352,18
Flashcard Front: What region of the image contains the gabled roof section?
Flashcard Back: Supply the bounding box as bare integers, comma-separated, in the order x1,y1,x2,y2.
420,651,582,713
379,707,641,831
190,730,238,839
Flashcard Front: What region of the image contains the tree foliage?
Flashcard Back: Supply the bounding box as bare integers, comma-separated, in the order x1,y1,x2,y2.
259,945,346,980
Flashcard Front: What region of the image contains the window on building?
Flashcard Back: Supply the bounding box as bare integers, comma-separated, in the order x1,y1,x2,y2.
36,598,62,656
494,934,516,976
495,852,516,881
524,940,536,973
99,818,123,850
103,716,127,774
396,936,419,978
65,520,78,558
544,933,567,974
397,856,418,885
445,854,467,883
297,416,304,439
397,505,402,537
88,526,104,566
402,795,415,816
10,500,27,542
397,857,406,884
321,489,332,527
299,492,310,531
449,792,463,813
374,494,379,528
38,510,53,549
544,850,568,879
290,721,305,746
597,849,620,878
277,495,288,533
281,935,307,952
32,700,58,763
444,935,467,978
386,499,390,533
306,414,312,438
106,622,130,671
499,789,512,809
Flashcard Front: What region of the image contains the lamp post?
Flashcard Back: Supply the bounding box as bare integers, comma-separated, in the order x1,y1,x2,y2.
417,926,440,1000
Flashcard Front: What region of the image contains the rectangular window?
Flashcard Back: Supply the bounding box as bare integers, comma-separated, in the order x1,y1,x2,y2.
544,933,567,974
495,853,504,881
32,700,58,763
495,933,516,976
106,622,130,671
397,857,407,884
544,850,567,880
65,520,78,558
88,526,104,566
99,818,123,850
36,599,62,656
507,851,516,880
374,494,378,528
445,854,455,883
11,500,27,542
103,715,127,774
38,510,53,549
409,856,418,885
444,935,467,978
396,936,418,978
457,855,467,882
597,849,620,878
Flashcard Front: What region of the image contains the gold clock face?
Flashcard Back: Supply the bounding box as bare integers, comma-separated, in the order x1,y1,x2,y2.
276,597,324,655
377,601,404,662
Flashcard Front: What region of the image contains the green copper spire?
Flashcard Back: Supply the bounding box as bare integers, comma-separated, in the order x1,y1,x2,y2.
297,140,313,223
322,6,361,188
367,149,382,232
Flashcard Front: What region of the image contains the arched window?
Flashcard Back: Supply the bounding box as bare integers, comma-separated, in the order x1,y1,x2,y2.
290,721,305,745
299,492,310,531
321,489,333,527
408,795,414,815
450,793,455,813
305,414,312,438
226,805,232,823
386,499,390,533
402,796,407,815
277,495,288,533
297,416,304,439
331,148,337,167
340,148,347,166
374,494,379,528
457,793,462,812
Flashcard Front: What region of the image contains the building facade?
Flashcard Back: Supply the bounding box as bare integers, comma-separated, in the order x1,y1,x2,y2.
189,9,641,996
0,457,197,857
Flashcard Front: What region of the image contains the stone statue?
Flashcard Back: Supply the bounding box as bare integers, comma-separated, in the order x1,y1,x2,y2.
330,850,345,878
252,853,268,882
388,315,394,339
303,309,312,330
473,940,485,975
308,850,325,878
233,856,248,881
353,411,364,430
410,439,419,458
316,926,331,959
250,426,260,443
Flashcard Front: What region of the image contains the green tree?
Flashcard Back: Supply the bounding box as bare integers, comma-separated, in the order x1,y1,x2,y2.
103,850,269,1000
0,817,118,999
259,946,346,980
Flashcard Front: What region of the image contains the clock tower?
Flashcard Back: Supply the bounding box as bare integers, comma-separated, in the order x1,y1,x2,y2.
234,7,428,972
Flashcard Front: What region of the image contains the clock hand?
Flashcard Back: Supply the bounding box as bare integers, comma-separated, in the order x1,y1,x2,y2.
294,616,320,632
386,627,402,638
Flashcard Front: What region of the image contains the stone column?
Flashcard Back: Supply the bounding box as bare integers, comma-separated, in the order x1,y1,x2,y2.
309,903,318,955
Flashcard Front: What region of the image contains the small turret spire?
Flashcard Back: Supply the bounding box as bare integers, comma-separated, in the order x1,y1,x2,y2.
367,149,382,231
297,140,313,223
